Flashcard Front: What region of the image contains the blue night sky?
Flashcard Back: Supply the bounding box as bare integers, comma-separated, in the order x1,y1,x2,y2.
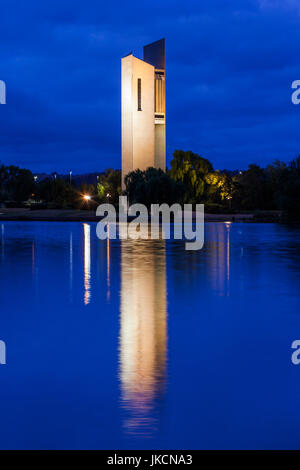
0,0,300,174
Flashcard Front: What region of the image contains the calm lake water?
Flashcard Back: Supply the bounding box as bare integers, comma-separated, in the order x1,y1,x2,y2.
0,221,300,449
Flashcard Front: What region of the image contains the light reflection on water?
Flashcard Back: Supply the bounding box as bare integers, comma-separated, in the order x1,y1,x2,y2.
207,221,231,296
82,223,168,435
83,223,91,305
107,225,111,301
0,221,300,449
119,239,167,436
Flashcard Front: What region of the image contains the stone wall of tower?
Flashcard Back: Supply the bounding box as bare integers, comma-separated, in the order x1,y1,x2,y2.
121,55,155,190
121,40,166,190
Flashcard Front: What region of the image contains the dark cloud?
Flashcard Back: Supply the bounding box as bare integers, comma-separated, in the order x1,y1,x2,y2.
0,0,299,172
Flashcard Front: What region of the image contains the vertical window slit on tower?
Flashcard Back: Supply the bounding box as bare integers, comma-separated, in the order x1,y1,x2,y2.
137,78,142,111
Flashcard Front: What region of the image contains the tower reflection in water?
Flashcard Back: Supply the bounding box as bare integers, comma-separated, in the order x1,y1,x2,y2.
119,238,167,436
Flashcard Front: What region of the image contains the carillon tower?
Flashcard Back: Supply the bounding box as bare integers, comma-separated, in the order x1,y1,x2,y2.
121,39,166,189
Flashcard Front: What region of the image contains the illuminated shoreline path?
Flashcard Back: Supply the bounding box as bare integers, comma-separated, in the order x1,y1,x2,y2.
121,39,166,189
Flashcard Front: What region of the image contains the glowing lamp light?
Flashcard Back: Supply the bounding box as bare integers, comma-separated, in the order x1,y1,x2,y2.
83,195,91,201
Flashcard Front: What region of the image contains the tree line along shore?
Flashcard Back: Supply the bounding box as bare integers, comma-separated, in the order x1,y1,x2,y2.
0,150,299,221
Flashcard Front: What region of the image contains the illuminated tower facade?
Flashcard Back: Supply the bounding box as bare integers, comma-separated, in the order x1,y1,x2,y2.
121,39,166,189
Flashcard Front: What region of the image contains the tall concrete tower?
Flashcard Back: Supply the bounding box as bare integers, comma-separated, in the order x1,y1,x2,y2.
121,39,166,189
